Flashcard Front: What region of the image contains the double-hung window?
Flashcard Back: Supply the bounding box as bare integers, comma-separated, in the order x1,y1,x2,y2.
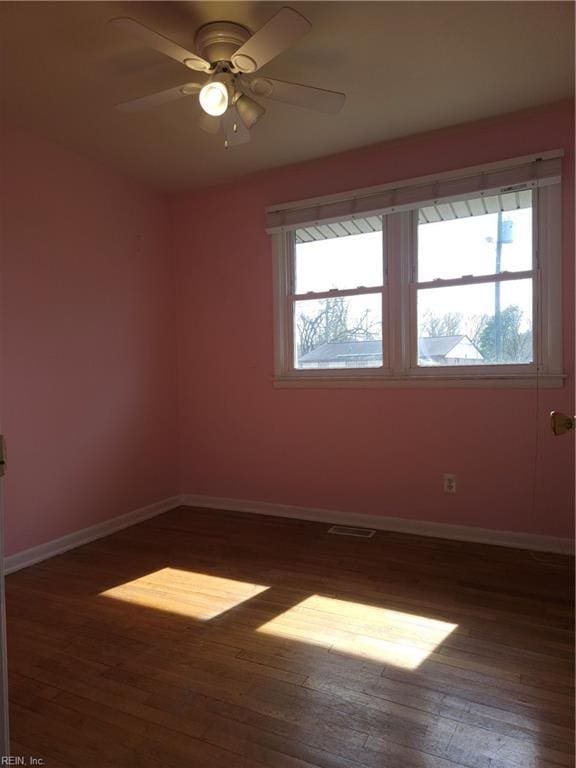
270,152,564,387
292,223,385,370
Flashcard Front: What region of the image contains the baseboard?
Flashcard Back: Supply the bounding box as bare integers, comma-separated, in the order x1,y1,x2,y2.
4,492,572,574
4,496,182,575
181,494,574,555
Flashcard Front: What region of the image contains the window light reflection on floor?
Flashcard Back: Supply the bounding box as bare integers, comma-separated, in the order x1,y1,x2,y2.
100,568,269,620
256,595,457,669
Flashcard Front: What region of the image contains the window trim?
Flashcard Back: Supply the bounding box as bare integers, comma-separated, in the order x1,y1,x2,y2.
272,161,565,389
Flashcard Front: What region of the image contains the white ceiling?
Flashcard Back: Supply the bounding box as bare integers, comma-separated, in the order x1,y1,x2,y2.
2,1,574,191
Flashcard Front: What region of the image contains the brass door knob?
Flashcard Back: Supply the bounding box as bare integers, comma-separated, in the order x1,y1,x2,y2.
550,411,575,436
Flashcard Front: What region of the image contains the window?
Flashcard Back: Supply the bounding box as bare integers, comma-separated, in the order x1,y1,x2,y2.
294,226,384,370
270,152,564,388
415,192,534,368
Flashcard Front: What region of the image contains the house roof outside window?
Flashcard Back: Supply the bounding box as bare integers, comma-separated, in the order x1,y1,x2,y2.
298,336,484,366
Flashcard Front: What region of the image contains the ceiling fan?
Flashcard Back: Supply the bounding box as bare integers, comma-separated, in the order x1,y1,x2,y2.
109,7,346,148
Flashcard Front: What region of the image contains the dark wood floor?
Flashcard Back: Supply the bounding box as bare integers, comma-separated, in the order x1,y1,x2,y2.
5,506,575,767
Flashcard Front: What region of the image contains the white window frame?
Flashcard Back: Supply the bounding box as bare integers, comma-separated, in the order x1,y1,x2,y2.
277,221,391,376
271,154,565,389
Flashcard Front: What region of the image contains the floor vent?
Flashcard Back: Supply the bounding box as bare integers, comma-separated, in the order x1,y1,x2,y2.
327,525,376,538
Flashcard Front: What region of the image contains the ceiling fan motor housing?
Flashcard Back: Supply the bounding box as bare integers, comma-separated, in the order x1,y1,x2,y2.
195,21,251,66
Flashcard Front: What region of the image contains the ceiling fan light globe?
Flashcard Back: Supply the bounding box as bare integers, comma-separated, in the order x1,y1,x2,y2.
199,81,228,116
250,78,274,98
236,95,265,129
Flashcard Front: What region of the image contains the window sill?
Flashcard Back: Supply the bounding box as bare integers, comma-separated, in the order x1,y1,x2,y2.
273,372,566,389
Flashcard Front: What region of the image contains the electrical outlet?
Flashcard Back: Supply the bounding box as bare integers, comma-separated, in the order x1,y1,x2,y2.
444,474,457,494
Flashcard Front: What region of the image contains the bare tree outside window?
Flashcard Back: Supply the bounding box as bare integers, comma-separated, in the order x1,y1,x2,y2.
296,296,380,357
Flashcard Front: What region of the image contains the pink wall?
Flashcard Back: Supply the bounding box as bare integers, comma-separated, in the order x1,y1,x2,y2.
1,129,178,556
1,102,573,559
173,100,575,538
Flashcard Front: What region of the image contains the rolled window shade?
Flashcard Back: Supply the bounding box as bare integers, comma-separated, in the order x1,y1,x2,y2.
265,152,562,235
294,190,533,244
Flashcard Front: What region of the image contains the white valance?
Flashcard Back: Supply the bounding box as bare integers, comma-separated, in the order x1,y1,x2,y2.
265,150,563,235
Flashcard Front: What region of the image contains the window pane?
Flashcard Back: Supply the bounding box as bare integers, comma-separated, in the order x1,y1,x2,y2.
294,294,382,369
417,279,533,366
418,193,532,282
295,229,383,294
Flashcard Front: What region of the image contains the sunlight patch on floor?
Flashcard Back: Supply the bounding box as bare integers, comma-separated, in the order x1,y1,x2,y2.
256,595,457,669
100,568,269,620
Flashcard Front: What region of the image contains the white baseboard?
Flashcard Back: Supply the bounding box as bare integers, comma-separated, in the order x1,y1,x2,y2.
181,494,574,555
4,496,182,575
4,492,572,575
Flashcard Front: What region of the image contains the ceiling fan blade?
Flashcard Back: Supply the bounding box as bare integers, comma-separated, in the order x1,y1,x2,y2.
246,77,345,114
197,112,222,135
115,82,201,112
109,17,212,72
231,7,311,74
222,107,251,146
